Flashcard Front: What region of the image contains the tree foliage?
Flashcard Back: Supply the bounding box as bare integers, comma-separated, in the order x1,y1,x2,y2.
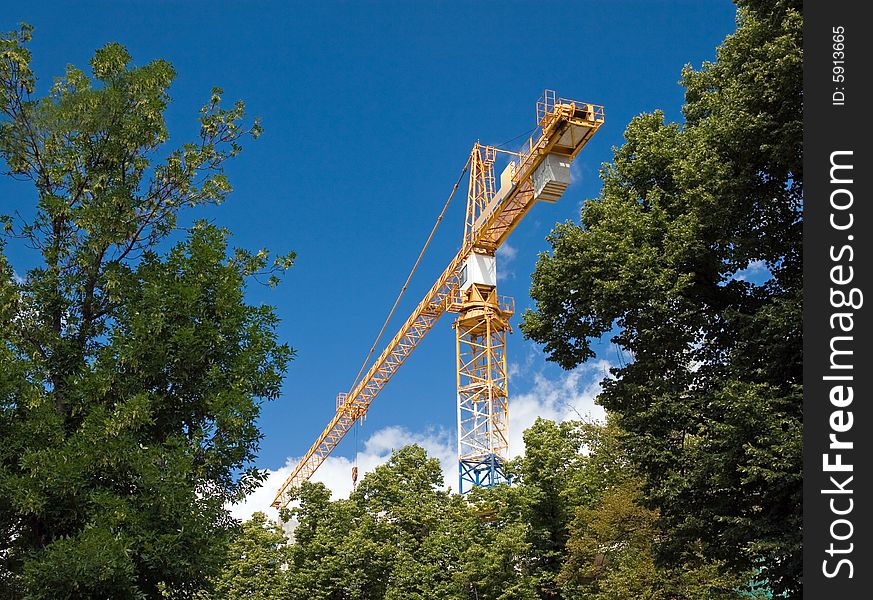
521,1,801,595
205,512,291,600
282,446,473,600
1,25,292,597
218,423,755,600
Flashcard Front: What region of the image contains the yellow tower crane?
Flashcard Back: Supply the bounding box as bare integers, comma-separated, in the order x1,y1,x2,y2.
272,90,603,508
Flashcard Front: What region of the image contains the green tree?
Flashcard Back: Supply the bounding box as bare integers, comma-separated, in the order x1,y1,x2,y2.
460,485,537,600
246,423,758,600
1,26,292,597
206,512,290,600
564,480,757,600
521,1,801,595
284,446,471,600
506,418,749,600
512,419,585,599
351,446,459,600
560,422,760,600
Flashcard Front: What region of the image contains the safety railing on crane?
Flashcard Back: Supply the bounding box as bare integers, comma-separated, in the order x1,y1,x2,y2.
498,296,515,317
537,89,605,128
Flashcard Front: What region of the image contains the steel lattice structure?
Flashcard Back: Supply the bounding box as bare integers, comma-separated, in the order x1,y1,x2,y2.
455,285,513,492
273,91,603,509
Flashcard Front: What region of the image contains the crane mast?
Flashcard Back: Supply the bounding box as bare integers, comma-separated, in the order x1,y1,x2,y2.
273,91,603,509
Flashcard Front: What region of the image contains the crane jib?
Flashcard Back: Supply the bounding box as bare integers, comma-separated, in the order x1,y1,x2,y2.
272,93,603,509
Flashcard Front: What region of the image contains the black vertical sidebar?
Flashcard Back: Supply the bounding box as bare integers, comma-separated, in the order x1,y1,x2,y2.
803,1,872,597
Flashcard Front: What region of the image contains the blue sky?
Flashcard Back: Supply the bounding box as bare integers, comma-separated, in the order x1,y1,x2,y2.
3,1,739,514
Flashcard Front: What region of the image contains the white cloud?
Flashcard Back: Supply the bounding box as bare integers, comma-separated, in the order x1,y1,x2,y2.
508,360,610,457
228,425,456,522
229,360,613,521
497,243,517,263
497,243,517,281
228,465,295,522
569,160,585,185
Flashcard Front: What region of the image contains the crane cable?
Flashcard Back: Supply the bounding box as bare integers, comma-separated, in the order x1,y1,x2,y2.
494,126,536,151
349,156,472,393
352,420,359,489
